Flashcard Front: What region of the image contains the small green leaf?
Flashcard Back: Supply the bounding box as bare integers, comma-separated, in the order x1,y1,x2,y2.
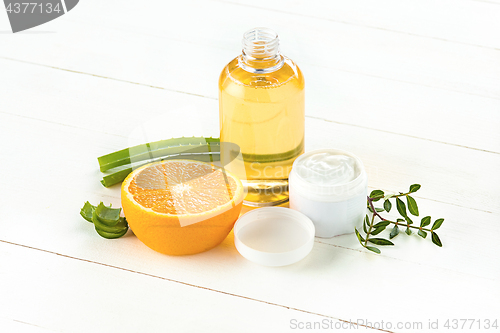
396,218,405,223
384,199,392,212
373,221,390,228
405,227,412,235
80,201,95,223
371,227,386,235
354,228,365,244
370,190,385,201
420,216,431,228
367,238,394,246
363,216,370,233
367,205,374,213
431,218,445,231
366,246,381,254
396,198,407,217
406,195,419,216
418,229,427,239
409,184,421,193
431,232,442,247
390,225,399,239
375,207,385,212
404,215,413,225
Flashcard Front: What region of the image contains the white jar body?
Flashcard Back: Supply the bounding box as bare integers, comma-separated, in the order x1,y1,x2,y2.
288,149,368,238
289,178,367,237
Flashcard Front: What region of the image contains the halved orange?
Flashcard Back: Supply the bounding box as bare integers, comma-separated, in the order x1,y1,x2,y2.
121,160,244,255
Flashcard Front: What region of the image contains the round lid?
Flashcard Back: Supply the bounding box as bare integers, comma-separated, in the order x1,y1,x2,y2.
234,207,315,266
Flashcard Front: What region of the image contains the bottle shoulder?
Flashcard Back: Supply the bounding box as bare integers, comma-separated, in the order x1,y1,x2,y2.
219,56,304,89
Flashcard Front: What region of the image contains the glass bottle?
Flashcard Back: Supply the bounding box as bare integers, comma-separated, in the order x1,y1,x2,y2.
219,28,305,207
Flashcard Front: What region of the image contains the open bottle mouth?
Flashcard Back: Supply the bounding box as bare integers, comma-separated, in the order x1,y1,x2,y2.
240,27,284,73
242,28,280,59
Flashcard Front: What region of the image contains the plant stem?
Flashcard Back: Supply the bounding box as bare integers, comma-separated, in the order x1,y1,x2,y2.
387,220,432,232
387,191,412,199
367,195,432,232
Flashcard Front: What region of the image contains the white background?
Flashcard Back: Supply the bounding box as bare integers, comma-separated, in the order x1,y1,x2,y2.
0,0,499,332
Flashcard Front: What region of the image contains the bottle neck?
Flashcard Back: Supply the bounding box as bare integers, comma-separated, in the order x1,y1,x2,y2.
239,28,284,74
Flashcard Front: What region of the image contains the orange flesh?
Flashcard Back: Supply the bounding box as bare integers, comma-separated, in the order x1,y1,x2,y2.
127,162,239,214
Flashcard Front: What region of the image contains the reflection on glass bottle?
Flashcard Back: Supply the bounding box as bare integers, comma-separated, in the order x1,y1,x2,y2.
219,28,305,207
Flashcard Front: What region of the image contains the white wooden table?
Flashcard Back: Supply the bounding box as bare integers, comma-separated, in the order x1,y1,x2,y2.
1,1,499,332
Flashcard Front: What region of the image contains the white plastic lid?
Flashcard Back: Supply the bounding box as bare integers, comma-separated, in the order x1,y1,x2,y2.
234,207,315,266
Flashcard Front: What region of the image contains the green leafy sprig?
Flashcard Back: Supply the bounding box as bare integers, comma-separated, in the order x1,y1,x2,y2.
355,184,444,254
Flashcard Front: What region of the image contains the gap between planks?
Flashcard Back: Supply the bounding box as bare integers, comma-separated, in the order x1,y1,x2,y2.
0,239,393,333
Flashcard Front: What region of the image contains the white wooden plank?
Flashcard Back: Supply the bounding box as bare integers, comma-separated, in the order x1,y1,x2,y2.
1,242,375,333
222,0,500,49
0,0,499,153
304,65,500,154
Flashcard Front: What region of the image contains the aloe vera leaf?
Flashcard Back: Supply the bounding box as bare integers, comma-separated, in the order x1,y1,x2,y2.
92,211,128,233
101,168,134,188
98,137,220,172
95,226,128,239
80,202,112,222
80,201,95,222
94,202,122,224
100,152,221,187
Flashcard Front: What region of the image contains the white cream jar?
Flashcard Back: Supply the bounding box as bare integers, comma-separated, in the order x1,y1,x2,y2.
289,149,367,238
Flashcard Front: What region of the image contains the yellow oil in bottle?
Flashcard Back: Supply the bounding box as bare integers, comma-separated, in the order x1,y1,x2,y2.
219,28,305,207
